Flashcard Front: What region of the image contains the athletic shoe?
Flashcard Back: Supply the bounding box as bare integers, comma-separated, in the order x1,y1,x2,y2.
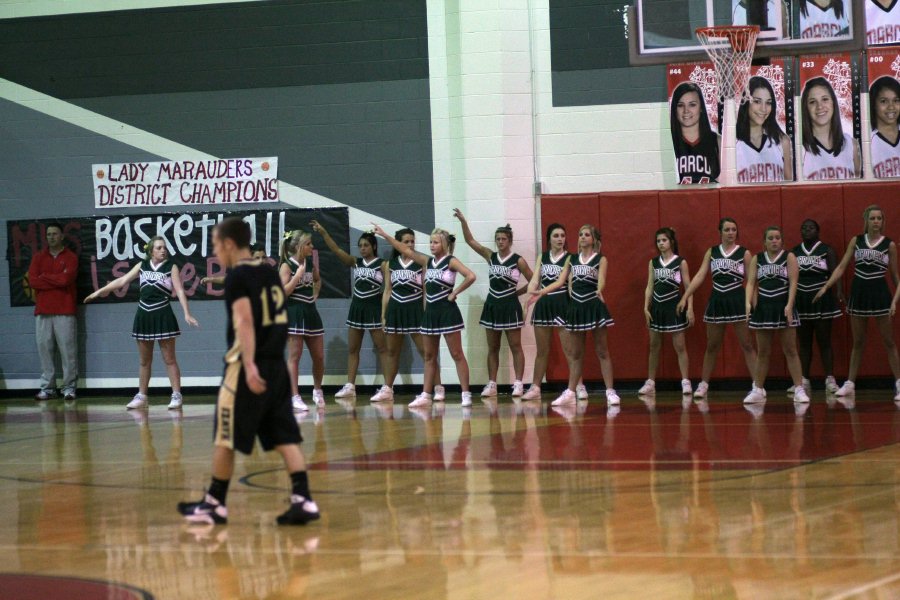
793,386,811,404
334,383,356,398
575,384,589,400
606,389,621,405
551,389,576,407
743,389,765,404
511,381,525,397
835,381,855,396
786,384,797,395
788,378,811,395
126,393,148,410
179,493,228,525
693,381,709,398
34,389,57,401
681,379,693,395
62,390,77,401
481,381,497,397
433,385,446,402
312,389,325,407
825,376,839,394
370,385,394,402
752,383,767,398
409,392,432,408
638,379,655,395
167,391,183,410
522,385,541,401
461,391,473,407
277,495,320,526
292,394,309,412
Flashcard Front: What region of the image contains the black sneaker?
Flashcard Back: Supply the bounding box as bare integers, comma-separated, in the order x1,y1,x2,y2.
276,495,320,526
178,493,228,525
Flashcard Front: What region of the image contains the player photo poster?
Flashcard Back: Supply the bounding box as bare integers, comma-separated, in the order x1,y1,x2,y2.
796,0,850,40
867,0,900,45
736,60,796,183
667,62,720,185
867,47,900,178
798,54,861,180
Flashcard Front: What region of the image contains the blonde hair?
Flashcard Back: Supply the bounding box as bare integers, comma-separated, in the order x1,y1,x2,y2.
863,204,884,235
431,228,456,255
578,224,601,252
280,229,312,263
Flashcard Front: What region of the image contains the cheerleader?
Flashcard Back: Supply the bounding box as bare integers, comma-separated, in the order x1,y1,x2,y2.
792,219,842,394
453,209,533,398
537,225,618,406
743,227,809,404
84,235,199,410
372,228,444,403
678,218,758,398
800,77,860,180
372,223,477,407
639,228,694,396
736,76,793,183
311,221,387,399
279,230,325,411
869,76,900,179
814,205,900,399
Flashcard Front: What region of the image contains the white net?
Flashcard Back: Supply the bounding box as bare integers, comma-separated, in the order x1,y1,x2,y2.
695,26,759,103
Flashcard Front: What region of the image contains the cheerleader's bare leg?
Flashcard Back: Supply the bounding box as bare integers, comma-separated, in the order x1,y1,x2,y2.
287,335,304,397
346,327,364,385
137,340,154,395
874,315,900,380
733,321,758,380
444,331,470,392
505,328,525,382
159,338,182,393
701,324,725,383
305,334,325,390
564,330,585,392
647,330,663,380
422,334,440,394
413,333,441,386
531,326,553,389
592,327,614,390
847,316,867,383
672,331,689,381
780,328,804,387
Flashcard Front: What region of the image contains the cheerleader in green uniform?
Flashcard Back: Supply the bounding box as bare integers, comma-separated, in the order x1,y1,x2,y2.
639,228,694,397
372,228,444,403
84,235,198,410
372,223,477,408
279,230,325,412
743,227,808,404
815,205,900,399
678,218,758,399
453,209,533,398
311,220,388,400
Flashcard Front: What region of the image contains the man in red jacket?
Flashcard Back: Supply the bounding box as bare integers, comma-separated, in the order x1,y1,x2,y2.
28,223,79,401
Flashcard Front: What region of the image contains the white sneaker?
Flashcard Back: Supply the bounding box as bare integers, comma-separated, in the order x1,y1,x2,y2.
681,379,693,395
638,379,655,395
409,393,432,408
511,381,525,397
825,376,839,394
835,381,855,396
461,391,473,407
481,381,497,397
793,386,811,404
786,384,797,395
743,389,765,404
522,385,541,401
693,381,709,398
753,383,767,398
167,391,183,410
292,394,309,413
126,393,147,410
334,383,356,398
606,389,621,405
551,389,576,407
313,389,325,407
370,385,394,402
433,385,446,402
788,378,811,395
575,384,589,400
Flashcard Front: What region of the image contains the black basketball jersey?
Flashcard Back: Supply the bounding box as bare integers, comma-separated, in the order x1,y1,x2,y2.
793,241,830,294
225,258,287,360
675,135,720,184
853,234,892,281
652,255,683,303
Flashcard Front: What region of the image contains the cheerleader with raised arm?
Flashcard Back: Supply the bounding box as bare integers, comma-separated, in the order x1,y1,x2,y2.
814,205,900,399
311,221,388,400
373,223,477,408
639,228,694,396
279,230,325,412
453,209,533,398
84,235,199,410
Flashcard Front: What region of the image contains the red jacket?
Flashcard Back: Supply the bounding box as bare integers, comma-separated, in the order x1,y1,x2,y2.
28,247,78,315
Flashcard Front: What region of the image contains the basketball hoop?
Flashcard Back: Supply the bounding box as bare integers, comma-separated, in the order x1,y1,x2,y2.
695,25,759,186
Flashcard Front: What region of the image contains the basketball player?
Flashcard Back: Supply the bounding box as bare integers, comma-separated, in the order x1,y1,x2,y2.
453,209,533,398
799,0,849,39
671,82,720,185
869,76,900,178
867,0,900,44
178,217,319,526
800,77,860,180
201,244,266,286
744,227,809,404
736,76,793,183
84,235,199,410
814,205,900,400
310,221,387,400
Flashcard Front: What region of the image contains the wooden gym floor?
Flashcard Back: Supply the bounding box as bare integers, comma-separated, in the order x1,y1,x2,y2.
1,389,900,599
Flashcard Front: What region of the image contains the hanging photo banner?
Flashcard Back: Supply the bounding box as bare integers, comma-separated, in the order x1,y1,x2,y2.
667,62,721,185
92,157,279,208
798,54,861,180
867,0,900,46
867,46,900,178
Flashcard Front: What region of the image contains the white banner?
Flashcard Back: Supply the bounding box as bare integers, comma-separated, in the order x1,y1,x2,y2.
92,157,279,208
